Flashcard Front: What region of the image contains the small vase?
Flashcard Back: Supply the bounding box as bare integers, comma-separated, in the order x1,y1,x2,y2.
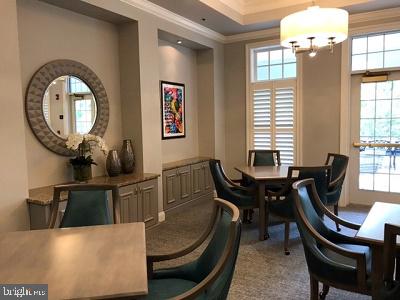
106,150,121,177
121,139,135,174
73,164,92,182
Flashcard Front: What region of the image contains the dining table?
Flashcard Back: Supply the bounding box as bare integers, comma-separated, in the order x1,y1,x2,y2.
355,201,400,299
0,223,148,299
234,165,290,241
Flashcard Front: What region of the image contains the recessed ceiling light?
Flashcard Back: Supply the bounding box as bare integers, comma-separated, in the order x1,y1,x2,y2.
177,40,183,44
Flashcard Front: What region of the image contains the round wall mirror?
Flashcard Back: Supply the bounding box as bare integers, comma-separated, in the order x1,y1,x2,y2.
43,75,97,138
25,60,109,156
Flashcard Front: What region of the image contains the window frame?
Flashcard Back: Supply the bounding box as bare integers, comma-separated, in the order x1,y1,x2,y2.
350,30,400,74
246,40,303,165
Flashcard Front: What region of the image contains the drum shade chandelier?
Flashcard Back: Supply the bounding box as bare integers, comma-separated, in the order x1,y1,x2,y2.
280,5,349,57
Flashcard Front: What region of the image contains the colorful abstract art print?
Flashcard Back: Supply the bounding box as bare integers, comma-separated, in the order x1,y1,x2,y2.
160,81,185,139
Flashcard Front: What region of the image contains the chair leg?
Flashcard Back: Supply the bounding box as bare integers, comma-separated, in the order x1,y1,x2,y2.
243,209,251,224
249,209,254,222
264,199,270,239
319,284,329,300
334,204,341,232
310,276,319,300
284,221,290,255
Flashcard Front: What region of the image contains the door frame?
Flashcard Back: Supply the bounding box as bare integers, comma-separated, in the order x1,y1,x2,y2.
340,21,400,206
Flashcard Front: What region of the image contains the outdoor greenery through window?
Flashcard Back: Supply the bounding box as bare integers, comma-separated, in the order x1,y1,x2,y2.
254,47,296,81
359,80,400,192
352,31,400,72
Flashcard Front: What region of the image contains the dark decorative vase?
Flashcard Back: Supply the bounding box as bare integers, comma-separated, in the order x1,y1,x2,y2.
120,139,135,174
106,150,121,177
73,164,92,182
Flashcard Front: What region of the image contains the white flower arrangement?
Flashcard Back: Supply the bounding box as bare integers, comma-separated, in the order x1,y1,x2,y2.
66,133,108,155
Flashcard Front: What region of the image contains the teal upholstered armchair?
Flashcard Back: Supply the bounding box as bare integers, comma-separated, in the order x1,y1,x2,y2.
145,198,241,299
292,179,371,300
248,150,281,167
324,153,349,231
381,223,400,300
48,184,121,228
209,159,257,223
267,166,331,255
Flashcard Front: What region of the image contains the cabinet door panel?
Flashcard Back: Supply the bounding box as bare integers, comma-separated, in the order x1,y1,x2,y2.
191,163,205,199
203,162,213,193
163,169,179,209
138,179,158,227
178,166,191,203
119,184,138,223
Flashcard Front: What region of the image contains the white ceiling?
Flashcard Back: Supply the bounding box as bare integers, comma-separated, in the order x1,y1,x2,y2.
147,0,400,35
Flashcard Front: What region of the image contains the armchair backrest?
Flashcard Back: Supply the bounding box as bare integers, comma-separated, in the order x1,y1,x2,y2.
178,198,242,299
325,153,349,183
49,184,121,228
288,166,331,206
382,223,400,300
209,159,236,200
248,150,281,166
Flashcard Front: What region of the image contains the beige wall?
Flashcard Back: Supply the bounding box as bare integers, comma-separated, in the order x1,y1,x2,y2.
119,22,144,174
301,47,342,165
0,0,30,231
158,39,199,163
17,0,123,189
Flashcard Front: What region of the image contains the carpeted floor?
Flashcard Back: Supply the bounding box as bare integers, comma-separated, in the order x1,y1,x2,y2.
146,200,372,299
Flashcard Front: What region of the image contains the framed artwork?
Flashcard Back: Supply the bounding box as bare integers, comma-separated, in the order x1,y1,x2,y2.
160,81,185,139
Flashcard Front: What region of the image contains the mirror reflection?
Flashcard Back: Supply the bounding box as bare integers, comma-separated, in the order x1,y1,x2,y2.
43,76,97,138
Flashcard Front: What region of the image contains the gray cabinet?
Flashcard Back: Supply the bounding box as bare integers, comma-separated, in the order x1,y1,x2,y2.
162,159,213,212
27,176,159,230
191,162,214,197
119,179,158,228
138,179,158,227
163,165,191,210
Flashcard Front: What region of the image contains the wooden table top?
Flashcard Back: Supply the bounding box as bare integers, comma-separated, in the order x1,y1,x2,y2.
0,223,148,299
356,202,400,245
234,165,290,181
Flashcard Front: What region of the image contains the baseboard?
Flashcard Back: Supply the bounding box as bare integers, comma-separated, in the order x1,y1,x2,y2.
158,211,166,223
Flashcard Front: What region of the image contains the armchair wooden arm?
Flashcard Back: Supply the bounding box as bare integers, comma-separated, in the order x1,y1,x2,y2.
306,180,361,230
293,185,368,289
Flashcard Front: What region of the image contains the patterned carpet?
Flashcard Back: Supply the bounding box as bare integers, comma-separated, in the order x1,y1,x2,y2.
146,199,372,299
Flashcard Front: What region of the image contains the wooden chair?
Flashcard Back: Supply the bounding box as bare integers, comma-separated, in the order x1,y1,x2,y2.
209,159,257,223
381,223,400,300
324,153,349,232
292,178,371,300
248,149,281,166
266,166,331,255
145,198,241,299
48,183,121,228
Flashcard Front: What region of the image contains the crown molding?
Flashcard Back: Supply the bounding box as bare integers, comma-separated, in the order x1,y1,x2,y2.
117,1,400,45
120,0,226,43
349,6,400,24
225,27,280,43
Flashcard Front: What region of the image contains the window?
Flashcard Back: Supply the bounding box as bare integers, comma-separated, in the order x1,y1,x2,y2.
352,31,400,72
359,80,400,192
69,76,91,94
253,47,296,82
73,97,96,134
248,45,297,165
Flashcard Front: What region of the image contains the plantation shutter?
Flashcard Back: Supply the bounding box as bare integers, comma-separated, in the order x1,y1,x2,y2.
252,84,272,149
274,84,295,165
249,80,296,164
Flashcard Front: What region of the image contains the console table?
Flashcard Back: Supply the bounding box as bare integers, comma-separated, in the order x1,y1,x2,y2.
27,173,159,230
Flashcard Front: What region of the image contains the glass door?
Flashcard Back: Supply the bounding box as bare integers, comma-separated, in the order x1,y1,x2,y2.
348,72,400,205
